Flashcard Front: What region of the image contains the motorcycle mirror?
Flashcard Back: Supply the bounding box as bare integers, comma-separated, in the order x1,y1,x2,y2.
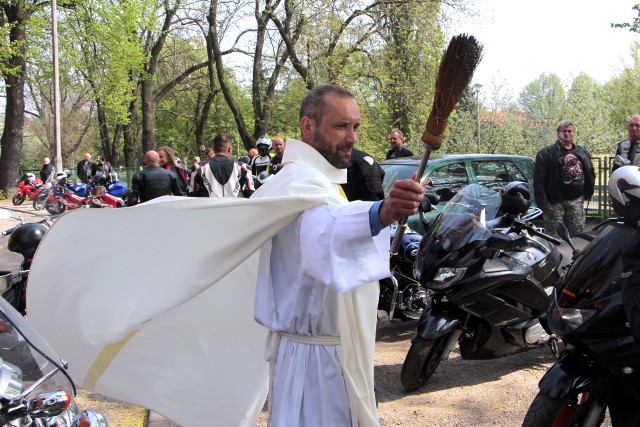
27,390,72,418
555,221,576,252
418,193,438,230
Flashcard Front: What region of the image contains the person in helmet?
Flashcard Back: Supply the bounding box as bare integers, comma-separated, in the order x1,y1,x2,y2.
250,135,274,176
610,166,640,343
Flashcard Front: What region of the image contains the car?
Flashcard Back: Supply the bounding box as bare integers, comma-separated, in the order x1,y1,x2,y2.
380,154,542,234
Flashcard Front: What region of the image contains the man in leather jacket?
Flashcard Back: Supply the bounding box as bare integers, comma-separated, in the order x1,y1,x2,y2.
613,114,640,172
533,121,595,236
342,148,385,202
129,150,184,205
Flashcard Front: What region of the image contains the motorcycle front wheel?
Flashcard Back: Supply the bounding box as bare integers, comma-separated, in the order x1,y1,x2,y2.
11,193,25,206
400,335,448,391
32,193,48,210
522,389,606,427
45,200,66,215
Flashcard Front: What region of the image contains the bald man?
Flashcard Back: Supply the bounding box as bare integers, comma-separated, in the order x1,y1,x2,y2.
129,150,184,205
613,114,640,171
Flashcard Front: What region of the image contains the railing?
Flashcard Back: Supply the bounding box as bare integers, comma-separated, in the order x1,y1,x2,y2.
586,156,614,219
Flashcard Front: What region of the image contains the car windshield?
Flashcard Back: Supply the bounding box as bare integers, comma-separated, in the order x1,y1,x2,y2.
381,163,418,194
427,184,501,252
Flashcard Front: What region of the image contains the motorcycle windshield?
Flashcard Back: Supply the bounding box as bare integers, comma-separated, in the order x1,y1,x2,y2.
427,184,501,252
0,298,75,402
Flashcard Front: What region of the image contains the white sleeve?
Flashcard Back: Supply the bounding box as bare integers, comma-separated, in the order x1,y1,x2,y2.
299,201,391,292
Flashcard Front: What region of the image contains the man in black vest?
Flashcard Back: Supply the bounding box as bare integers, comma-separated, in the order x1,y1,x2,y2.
613,114,640,172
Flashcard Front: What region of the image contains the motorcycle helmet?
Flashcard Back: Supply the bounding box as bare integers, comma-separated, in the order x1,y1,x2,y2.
608,166,640,222
256,136,272,156
499,182,531,215
90,172,107,186
257,171,271,184
7,223,47,259
237,156,250,165
24,173,35,182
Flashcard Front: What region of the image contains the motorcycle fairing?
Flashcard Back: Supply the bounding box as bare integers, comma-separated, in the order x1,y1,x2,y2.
415,302,462,341
538,350,609,400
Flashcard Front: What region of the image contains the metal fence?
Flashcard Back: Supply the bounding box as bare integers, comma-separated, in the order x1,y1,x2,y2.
587,156,615,220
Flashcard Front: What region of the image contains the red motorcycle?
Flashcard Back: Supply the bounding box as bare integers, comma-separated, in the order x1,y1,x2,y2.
44,172,125,214
12,173,45,205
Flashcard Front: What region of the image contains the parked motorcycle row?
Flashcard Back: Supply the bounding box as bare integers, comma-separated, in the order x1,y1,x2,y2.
0,211,109,426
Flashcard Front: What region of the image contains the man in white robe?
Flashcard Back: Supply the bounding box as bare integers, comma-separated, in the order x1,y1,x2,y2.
252,84,424,426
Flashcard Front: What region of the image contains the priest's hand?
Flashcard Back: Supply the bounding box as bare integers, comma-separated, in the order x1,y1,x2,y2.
379,176,423,226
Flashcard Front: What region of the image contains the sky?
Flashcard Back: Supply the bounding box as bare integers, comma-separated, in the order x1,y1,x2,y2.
443,0,640,101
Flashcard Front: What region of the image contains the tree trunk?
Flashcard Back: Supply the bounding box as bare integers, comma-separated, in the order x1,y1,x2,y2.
0,72,25,193
140,78,155,153
123,98,138,168
0,7,27,194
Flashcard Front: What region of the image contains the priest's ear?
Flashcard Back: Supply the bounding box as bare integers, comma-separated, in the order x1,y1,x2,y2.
300,116,317,143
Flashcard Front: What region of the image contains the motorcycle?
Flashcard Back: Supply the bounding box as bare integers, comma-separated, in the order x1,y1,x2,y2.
401,183,562,391
521,219,640,426
42,173,125,215
69,172,128,199
0,296,108,426
33,172,128,211
0,214,53,316
11,174,46,206
378,195,437,321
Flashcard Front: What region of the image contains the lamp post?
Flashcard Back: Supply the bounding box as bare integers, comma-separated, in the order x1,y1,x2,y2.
473,83,482,153
52,0,62,171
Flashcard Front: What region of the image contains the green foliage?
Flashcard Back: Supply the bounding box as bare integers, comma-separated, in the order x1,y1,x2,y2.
611,4,640,32
518,73,566,128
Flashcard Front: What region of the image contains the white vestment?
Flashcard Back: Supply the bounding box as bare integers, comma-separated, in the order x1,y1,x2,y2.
25,139,389,427
27,195,326,427
252,139,391,426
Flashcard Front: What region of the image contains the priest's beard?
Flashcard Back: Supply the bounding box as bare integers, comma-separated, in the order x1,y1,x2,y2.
312,130,353,169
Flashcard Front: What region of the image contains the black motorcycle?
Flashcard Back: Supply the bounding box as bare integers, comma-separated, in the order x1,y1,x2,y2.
522,220,640,426
401,183,562,391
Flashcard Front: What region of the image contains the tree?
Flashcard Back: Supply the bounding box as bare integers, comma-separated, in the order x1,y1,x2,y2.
0,0,52,192
518,73,566,128
565,73,611,154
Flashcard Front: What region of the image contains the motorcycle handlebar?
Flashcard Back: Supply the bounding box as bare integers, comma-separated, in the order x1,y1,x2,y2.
514,218,561,245
2,225,19,236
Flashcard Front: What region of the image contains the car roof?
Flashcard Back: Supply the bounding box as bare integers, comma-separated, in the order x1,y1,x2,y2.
379,153,534,165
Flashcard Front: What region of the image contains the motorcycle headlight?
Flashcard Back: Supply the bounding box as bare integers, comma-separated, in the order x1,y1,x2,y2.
548,293,597,337
426,267,467,290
